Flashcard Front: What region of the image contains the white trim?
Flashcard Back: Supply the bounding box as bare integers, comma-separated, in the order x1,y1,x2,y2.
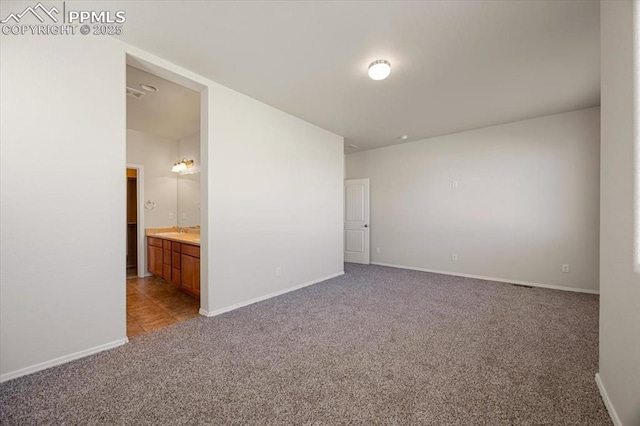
0,338,128,383
595,373,623,426
370,262,599,294
634,0,640,275
199,271,345,317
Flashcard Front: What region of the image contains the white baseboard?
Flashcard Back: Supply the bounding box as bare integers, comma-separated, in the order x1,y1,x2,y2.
199,271,345,317
595,373,623,426
0,338,129,383
370,262,599,294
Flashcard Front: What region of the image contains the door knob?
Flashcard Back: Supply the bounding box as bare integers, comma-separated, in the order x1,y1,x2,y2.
364,224,368,228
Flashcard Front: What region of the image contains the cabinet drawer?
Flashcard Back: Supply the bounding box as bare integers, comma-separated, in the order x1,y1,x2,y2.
148,237,163,248
172,252,181,268
163,249,171,265
163,240,172,249
172,241,182,252
182,244,200,258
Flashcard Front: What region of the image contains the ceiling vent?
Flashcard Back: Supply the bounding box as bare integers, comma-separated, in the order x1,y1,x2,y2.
126,86,145,99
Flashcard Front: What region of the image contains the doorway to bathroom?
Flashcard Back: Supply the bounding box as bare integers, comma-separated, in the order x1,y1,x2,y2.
125,58,205,338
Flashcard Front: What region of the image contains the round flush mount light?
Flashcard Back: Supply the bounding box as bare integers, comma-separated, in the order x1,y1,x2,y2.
368,59,391,81
140,83,158,92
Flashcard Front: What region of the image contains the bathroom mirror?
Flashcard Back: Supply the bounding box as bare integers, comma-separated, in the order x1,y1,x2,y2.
177,172,200,227
176,132,201,228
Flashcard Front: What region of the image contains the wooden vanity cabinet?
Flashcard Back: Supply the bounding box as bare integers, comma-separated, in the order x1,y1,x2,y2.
147,236,200,298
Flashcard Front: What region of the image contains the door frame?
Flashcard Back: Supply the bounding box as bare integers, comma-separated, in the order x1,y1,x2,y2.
126,163,147,277
125,51,209,314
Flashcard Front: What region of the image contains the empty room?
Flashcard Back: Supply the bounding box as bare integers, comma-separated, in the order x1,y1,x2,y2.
0,1,638,425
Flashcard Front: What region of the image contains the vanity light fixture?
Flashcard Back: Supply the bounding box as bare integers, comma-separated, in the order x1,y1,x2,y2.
171,158,194,173
140,83,159,92
368,59,391,81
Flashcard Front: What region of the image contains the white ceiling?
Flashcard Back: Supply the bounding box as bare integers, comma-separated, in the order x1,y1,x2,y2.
126,65,200,141
115,1,599,152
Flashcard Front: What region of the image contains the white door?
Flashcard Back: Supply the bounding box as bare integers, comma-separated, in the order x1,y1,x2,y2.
344,178,370,264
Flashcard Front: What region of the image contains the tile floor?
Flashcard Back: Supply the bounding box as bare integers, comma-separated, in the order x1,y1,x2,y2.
127,275,200,338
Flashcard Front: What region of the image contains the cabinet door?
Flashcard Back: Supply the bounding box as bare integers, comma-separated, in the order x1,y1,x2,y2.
147,244,154,274
181,254,195,293
171,268,181,286
193,257,200,297
154,247,164,277
148,245,163,277
181,254,200,297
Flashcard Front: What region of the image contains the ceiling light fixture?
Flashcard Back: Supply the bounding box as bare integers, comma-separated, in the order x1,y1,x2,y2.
140,83,159,92
368,59,391,81
399,135,409,140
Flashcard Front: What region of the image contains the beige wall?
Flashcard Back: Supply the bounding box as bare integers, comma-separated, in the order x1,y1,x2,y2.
598,1,640,425
206,82,345,313
126,128,179,228
177,131,201,227
346,107,600,292
1,35,128,380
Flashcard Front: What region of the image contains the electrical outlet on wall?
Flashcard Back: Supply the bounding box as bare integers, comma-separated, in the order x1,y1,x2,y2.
168,212,174,220
562,264,570,273
375,247,381,254
276,267,282,277
451,253,458,261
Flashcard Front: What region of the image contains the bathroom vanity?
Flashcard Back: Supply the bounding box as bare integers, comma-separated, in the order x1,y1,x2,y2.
146,229,200,298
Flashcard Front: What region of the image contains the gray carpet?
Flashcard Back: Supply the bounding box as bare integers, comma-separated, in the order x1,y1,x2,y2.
0,264,611,425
